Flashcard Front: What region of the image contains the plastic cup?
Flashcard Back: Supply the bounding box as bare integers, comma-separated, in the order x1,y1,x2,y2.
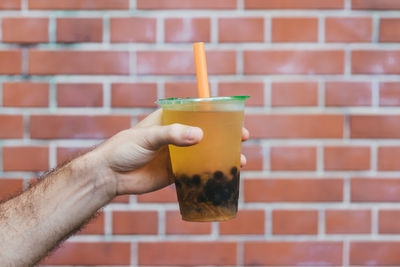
157,96,249,222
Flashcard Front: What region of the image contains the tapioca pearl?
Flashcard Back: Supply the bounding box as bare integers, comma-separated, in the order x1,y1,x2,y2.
192,174,201,186
213,171,224,180
230,166,238,177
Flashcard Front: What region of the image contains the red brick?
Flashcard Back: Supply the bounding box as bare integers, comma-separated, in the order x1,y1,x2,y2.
28,50,129,75
111,195,130,203
30,115,130,139
137,185,177,203
271,82,318,107
3,82,48,107
352,0,400,10
166,210,211,235
245,114,344,139
2,18,48,43
271,146,316,171
29,0,129,10
242,145,263,171
218,82,264,106
56,146,92,165
111,83,157,108
272,18,317,42
380,82,400,106
0,179,23,200
57,83,103,107
380,18,400,42
165,18,210,43
326,210,371,234
0,51,22,74
245,179,343,202
164,82,198,98
219,18,264,43
78,212,104,235
137,51,236,75
41,242,130,265
246,0,343,9
352,50,400,74
0,115,23,138
272,210,318,235
244,50,344,74
113,211,158,235
350,242,400,265
324,146,370,171
219,210,265,235
137,0,236,9
351,115,400,138
379,210,400,234
351,178,400,202
138,242,236,265
325,81,372,106
110,18,156,43
379,146,400,171
244,242,342,266
3,146,49,172
0,0,20,9
57,18,102,43
326,17,372,42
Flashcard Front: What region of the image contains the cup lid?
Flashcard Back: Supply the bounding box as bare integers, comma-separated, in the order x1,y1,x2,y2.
156,95,250,105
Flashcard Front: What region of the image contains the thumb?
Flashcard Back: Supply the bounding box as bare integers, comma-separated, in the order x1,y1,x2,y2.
140,123,203,151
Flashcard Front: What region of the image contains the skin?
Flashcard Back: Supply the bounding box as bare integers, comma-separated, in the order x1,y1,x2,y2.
0,109,249,266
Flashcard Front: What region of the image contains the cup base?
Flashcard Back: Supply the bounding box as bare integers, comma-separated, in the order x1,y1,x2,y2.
182,213,237,222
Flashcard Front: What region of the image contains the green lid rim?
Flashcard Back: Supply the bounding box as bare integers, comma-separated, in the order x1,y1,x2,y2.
156,95,250,104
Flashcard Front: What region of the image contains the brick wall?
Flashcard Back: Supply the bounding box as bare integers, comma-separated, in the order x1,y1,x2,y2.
1,0,400,266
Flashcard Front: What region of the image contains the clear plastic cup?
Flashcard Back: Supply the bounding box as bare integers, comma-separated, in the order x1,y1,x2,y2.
157,96,249,222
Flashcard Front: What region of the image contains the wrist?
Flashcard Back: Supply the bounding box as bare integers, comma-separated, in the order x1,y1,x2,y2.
71,149,118,204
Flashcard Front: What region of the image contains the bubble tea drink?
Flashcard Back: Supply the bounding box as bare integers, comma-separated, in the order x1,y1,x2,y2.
158,96,249,221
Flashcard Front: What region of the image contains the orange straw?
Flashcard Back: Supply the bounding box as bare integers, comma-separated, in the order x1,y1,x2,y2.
193,42,210,98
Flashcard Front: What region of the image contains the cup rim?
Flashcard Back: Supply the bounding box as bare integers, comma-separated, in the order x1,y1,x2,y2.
156,95,250,105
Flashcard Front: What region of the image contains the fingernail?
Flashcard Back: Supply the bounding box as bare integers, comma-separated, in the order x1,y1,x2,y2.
185,127,201,141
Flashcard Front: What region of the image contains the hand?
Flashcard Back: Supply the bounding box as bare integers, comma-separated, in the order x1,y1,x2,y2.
97,109,250,196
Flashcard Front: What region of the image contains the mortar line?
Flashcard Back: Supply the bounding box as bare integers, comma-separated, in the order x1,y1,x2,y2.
372,14,380,43
318,208,325,237
103,15,110,44
316,144,324,174
158,209,165,236
370,142,378,173
130,241,138,266
318,79,325,107
343,239,349,266
130,0,137,10
103,82,111,112
0,82,2,107
372,80,380,107
318,15,325,44
211,16,218,44
265,208,272,237
264,16,271,43
49,142,57,169
104,208,112,237
0,18,2,43
236,50,243,75
156,17,164,44
49,82,57,109
237,0,244,10
371,207,379,236
237,241,244,267
48,16,56,44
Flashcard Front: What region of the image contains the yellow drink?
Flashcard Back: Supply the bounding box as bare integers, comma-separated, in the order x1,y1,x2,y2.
164,110,243,221
159,96,248,222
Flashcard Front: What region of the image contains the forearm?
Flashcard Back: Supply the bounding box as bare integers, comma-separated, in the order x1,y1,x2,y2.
0,150,116,266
